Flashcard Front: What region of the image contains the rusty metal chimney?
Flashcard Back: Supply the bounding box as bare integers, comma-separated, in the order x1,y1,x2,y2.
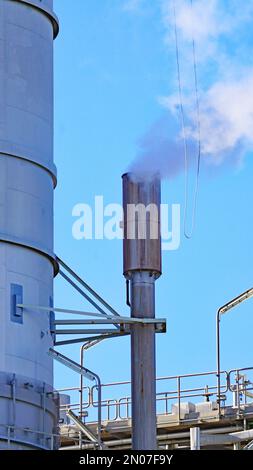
122,172,162,450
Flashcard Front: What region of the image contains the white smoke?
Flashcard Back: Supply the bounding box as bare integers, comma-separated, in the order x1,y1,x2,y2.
161,0,253,166
128,0,253,177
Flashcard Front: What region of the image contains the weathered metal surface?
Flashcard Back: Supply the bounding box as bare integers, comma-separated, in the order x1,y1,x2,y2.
122,173,162,276
130,272,157,449
123,173,162,450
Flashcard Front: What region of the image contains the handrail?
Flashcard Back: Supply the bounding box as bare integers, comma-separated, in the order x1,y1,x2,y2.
57,367,253,424
0,424,59,450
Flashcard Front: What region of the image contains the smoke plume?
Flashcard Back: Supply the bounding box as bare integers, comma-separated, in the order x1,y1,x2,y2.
128,0,253,178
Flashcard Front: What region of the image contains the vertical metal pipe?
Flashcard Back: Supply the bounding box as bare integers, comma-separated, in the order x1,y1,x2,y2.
236,370,241,418
42,383,46,446
122,173,161,450
80,340,101,424
7,427,11,450
216,310,221,418
80,345,85,423
190,427,201,450
10,375,16,429
79,344,87,449
96,380,102,449
130,272,157,449
51,435,54,451
91,377,102,449
177,376,181,422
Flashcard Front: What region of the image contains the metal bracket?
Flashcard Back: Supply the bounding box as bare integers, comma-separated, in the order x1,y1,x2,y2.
53,317,166,334
122,321,166,334
11,284,23,324
17,303,167,340
55,331,129,347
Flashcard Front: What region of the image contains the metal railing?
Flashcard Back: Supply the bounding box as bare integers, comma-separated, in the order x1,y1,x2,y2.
227,367,253,416
57,367,253,425
58,385,91,420
90,370,229,422
0,424,59,450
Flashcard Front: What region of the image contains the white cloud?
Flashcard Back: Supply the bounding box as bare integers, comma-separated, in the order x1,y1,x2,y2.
162,0,235,67
160,0,253,167
122,0,144,12
160,72,253,161
125,0,253,175
192,74,253,159
164,0,225,42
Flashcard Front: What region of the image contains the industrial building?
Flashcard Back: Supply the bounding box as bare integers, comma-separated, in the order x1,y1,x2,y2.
0,0,253,452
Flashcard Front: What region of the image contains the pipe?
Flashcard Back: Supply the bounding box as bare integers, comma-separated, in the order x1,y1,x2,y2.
60,425,243,450
67,410,98,444
80,341,103,449
216,308,221,418
80,344,85,449
126,280,131,307
130,272,157,449
122,173,162,450
190,427,200,450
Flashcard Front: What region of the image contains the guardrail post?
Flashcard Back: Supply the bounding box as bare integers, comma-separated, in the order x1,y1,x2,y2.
165,393,168,414
177,377,181,422
127,397,130,419
7,426,11,449
97,382,102,448
236,370,241,418
190,427,200,450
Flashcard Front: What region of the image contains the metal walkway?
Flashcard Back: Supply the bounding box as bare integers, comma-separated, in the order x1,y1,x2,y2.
59,366,253,450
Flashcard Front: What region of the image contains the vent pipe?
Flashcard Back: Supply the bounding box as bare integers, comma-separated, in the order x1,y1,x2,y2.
122,173,162,450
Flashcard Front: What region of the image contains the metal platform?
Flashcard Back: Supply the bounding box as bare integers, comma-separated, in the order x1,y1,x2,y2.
58,366,253,450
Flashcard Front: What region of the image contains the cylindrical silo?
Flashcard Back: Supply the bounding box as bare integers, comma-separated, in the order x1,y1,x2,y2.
0,0,59,449
122,173,162,450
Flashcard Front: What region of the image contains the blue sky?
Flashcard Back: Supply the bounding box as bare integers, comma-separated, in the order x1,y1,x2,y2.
53,0,253,398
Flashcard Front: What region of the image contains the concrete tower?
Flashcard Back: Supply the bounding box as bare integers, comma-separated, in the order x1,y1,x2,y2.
0,0,59,449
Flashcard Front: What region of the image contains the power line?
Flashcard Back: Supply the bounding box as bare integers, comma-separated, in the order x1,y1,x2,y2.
172,0,201,239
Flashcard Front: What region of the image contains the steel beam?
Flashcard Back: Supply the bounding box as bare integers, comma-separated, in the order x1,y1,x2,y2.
55,332,129,346
66,410,98,445
54,318,166,326
57,257,120,317
55,329,121,335
17,304,112,319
